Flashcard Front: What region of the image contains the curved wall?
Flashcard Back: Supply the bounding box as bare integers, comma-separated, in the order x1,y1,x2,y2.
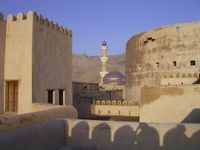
0,106,77,133
126,22,200,101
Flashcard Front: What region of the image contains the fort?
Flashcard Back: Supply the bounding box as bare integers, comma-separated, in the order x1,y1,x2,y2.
0,11,72,114
0,10,200,150
125,22,200,122
90,22,200,123
126,21,200,101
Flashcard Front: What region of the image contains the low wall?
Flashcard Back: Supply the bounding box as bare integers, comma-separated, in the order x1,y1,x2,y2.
0,118,200,150
0,106,77,133
64,119,200,150
91,104,139,117
0,119,66,150
140,85,200,123
18,103,63,114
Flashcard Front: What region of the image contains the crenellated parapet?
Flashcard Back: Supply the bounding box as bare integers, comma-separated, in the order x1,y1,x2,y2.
0,12,4,20
127,21,200,47
92,100,139,106
5,11,72,36
35,12,72,36
91,100,140,117
7,11,34,21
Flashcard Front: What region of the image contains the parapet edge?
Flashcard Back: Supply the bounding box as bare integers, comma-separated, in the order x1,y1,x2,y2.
6,11,72,36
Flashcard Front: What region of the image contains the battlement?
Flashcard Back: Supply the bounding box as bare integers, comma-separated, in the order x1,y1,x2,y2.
92,100,139,106
0,12,4,20
127,21,200,46
91,100,140,117
3,11,72,36
7,11,35,21
35,13,72,36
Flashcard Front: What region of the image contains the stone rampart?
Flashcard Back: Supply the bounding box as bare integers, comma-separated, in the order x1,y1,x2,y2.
1,118,200,150
91,100,140,117
126,21,200,101
140,85,200,123
0,106,77,133
6,11,72,36
92,100,139,106
64,119,200,150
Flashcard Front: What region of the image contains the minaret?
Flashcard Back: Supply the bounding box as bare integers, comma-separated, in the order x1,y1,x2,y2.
100,41,108,85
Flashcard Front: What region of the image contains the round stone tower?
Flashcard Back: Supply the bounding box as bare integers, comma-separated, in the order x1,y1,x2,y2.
100,41,108,85
126,22,200,101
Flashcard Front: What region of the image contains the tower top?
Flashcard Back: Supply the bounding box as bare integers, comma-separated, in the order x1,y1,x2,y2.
102,41,107,46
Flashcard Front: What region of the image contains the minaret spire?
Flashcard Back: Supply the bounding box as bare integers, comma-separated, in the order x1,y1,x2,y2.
100,41,108,86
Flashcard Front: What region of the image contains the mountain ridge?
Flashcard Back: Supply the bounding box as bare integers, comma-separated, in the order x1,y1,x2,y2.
73,53,125,83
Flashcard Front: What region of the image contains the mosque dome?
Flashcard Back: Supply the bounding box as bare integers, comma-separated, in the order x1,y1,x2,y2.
102,41,107,46
103,71,125,86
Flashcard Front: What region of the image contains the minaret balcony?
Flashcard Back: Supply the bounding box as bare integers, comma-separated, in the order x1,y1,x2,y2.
100,57,108,62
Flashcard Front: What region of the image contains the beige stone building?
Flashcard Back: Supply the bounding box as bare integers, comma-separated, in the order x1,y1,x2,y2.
91,22,200,123
0,11,72,114
126,22,200,122
73,82,124,120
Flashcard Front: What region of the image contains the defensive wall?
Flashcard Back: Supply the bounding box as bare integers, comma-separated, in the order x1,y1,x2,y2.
0,11,72,114
140,85,200,123
126,22,200,101
91,100,139,117
1,116,200,149
73,82,101,119
126,22,200,123
4,11,35,113
32,12,72,105
0,106,77,133
73,82,124,119
0,13,6,113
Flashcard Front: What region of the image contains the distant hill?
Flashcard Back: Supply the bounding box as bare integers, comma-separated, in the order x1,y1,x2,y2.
73,53,125,83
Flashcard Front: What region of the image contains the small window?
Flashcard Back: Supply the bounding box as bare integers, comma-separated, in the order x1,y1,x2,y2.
98,110,101,114
108,110,110,114
83,86,88,90
176,26,181,31
173,61,177,66
138,65,142,71
147,37,152,40
190,60,196,66
59,89,65,105
156,62,159,68
47,90,54,104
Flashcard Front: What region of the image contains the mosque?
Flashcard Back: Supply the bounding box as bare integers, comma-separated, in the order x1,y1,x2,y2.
99,41,125,91
73,41,126,120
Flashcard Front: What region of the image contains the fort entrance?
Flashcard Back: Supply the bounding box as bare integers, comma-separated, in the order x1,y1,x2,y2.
5,81,18,112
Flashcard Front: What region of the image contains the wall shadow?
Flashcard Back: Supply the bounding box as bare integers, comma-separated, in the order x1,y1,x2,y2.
92,122,112,149
190,129,200,150
163,124,191,150
182,109,200,123
66,120,200,150
0,119,66,150
69,121,90,148
114,125,136,150
67,121,160,150
136,123,160,150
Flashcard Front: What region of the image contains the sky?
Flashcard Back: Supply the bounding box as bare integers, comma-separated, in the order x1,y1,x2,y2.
0,0,200,56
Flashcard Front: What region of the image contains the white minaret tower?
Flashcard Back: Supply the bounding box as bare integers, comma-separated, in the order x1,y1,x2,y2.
100,41,108,85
